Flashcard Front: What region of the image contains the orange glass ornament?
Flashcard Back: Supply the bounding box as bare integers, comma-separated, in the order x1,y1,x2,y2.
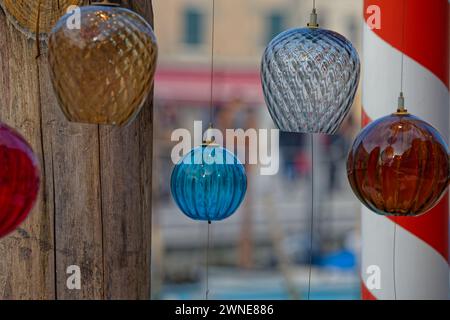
347,112,449,216
48,3,158,126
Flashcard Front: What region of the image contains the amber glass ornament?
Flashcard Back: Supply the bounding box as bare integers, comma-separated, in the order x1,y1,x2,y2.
48,4,158,126
347,112,449,216
0,0,82,39
0,123,40,238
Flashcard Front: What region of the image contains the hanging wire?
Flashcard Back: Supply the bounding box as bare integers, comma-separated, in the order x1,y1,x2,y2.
306,0,317,300
205,0,216,300
399,0,407,94
307,134,314,300
205,221,212,300
393,223,397,300
209,0,216,127
400,51,405,94
392,0,408,300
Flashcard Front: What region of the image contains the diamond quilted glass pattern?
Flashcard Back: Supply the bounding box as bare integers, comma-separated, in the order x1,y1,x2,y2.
261,27,360,134
48,5,158,126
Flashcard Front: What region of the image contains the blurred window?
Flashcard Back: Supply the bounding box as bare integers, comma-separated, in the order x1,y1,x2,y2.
266,12,285,44
184,8,203,45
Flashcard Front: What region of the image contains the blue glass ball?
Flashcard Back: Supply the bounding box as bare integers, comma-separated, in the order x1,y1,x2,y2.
171,145,247,221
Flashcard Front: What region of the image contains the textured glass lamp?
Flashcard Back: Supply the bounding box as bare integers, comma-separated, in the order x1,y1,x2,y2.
171,144,247,222
48,1,158,126
347,96,449,216
0,123,40,238
261,9,360,134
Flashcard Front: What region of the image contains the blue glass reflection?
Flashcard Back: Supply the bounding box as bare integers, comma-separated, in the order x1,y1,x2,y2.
171,145,247,221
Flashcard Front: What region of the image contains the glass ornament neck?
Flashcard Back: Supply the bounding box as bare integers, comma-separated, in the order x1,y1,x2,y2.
202,124,219,146
395,92,408,114
201,141,219,147
91,0,120,7
307,8,319,28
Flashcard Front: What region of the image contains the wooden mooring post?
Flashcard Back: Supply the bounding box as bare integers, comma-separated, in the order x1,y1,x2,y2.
0,1,153,299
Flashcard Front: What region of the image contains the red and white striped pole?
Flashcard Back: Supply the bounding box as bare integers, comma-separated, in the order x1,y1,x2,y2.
361,0,449,299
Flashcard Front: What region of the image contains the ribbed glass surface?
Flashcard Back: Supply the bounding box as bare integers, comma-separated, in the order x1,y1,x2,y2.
0,123,40,238
48,5,158,126
261,27,360,134
171,145,247,221
347,113,449,216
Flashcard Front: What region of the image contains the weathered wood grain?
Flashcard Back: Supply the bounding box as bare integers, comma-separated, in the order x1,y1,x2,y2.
100,0,153,299
0,0,153,300
0,8,55,300
38,46,105,299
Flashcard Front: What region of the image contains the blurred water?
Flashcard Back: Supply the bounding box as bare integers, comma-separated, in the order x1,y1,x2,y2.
160,268,360,300
162,283,360,300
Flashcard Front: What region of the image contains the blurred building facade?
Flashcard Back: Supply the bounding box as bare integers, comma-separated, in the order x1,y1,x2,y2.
154,0,362,65
153,0,362,107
